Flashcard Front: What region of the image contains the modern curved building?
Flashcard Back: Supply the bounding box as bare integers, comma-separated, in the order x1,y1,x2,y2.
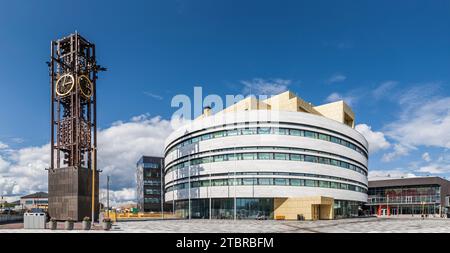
164,91,369,220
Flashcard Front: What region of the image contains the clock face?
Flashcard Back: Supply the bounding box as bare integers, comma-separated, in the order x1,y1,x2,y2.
55,74,75,96
78,75,93,98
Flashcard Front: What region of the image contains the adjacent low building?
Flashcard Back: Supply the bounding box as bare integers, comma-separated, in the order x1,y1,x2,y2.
367,177,450,216
164,91,369,220
20,192,48,211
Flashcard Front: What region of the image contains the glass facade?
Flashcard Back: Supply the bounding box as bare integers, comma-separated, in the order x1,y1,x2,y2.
173,198,361,219
166,125,368,158
334,200,362,218
136,156,172,212
166,148,367,176
166,176,367,194
174,198,274,219
367,184,443,216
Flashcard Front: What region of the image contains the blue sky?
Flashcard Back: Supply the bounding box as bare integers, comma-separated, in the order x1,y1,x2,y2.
1,0,450,202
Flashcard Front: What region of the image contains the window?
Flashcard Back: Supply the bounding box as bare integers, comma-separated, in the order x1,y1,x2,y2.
273,128,289,135
227,153,240,161
258,178,273,185
319,134,330,141
202,157,213,163
227,129,238,136
214,179,227,186
213,131,225,138
242,153,256,160
304,131,317,139
257,127,271,134
304,155,318,163
274,153,288,160
201,134,212,141
241,128,257,135
214,155,225,162
144,162,159,169
274,178,288,185
319,181,330,188
290,154,303,161
305,179,318,187
191,181,201,188
318,157,330,165
330,159,339,166
289,129,302,136
191,137,200,143
330,136,340,144
243,178,256,185
290,179,304,186
258,153,273,160
340,183,348,190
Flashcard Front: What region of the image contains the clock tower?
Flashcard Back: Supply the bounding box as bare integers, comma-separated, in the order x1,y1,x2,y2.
48,32,104,221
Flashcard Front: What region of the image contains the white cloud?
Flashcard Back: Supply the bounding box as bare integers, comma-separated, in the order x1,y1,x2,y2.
97,115,176,190
325,92,357,107
416,165,450,174
0,156,10,172
372,81,398,99
422,152,431,162
355,124,390,154
0,114,182,206
100,187,136,208
241,78,291,96
327,74,346,84
368,169,417,180
0,142,8,149
385,96,450,149
381,144,411,162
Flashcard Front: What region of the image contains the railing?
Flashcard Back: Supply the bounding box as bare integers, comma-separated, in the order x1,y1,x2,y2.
367,196,440,205
0,214,23,224
102,211,179,222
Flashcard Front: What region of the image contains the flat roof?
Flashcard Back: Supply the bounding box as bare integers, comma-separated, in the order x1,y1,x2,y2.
21,192,48,199
369,177,450,188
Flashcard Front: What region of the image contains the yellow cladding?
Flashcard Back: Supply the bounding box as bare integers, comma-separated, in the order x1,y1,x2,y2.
219,96,271,114
274,196,334,220
200,90,355,128
313,100,355,128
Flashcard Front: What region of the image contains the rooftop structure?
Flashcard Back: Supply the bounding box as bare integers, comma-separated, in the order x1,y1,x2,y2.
203,91,355,128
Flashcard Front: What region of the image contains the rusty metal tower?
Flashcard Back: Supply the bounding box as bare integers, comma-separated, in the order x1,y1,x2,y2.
48,32,104,221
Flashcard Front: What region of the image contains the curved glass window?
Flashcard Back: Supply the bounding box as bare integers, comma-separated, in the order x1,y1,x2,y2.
166,126,368,157
166,150,367,176
165,177,367,194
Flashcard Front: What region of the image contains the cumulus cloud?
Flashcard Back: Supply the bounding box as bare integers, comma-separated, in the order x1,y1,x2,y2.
100,187,137,208
325,92,358,107
381,144,412,162
355,124,390,154
97,115,176,191
241,78,291,96
0,114,183,206
326,73,346,84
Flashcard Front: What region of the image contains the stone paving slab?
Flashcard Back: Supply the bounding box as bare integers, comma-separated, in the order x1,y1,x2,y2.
1,217,450,233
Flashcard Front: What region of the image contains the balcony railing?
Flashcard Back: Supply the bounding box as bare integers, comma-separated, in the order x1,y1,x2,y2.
367,195,440,205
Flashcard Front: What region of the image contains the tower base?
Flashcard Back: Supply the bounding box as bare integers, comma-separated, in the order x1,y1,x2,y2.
48,166,99,221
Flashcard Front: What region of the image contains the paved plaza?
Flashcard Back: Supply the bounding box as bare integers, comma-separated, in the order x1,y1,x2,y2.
1,217,450,233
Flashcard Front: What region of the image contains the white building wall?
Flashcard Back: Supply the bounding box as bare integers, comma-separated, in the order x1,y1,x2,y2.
163,110,369,203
